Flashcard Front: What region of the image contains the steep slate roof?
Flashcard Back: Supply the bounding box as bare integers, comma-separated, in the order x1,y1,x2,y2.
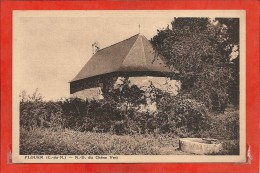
71,34,175,82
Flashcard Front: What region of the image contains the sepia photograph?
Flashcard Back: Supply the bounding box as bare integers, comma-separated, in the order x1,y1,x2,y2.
12,10,246,163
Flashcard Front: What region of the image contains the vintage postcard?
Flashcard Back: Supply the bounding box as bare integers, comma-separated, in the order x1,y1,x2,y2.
12,10,246,163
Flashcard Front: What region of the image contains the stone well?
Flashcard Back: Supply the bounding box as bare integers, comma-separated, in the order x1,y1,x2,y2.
179,138,223,155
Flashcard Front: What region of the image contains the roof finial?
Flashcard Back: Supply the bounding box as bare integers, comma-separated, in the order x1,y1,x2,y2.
138,24,141,34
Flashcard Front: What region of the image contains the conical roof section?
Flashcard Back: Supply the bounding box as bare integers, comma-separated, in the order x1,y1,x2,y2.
71,34,175,82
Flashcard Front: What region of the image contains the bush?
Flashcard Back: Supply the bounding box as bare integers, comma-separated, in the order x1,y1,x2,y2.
203,110,239,140
155,92,210,136
20,90,64,130
19,88,239,142
20,90,210,136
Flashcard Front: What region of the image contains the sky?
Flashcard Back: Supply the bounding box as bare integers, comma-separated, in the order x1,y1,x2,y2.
13,11,174,100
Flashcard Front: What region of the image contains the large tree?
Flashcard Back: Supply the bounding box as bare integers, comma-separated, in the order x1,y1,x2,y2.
151,18,239,112
216,18,240,107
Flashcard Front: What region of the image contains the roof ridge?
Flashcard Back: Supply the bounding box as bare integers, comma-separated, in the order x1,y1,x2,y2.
118,34,141,68
96,34,140,52
140,36,147,68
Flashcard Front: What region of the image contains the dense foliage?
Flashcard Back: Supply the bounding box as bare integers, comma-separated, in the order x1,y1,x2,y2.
151,18,239,112
20,84,239,141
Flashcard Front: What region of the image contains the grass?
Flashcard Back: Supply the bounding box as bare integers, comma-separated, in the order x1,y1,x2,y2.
20,128,190,155
20,128,239,155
